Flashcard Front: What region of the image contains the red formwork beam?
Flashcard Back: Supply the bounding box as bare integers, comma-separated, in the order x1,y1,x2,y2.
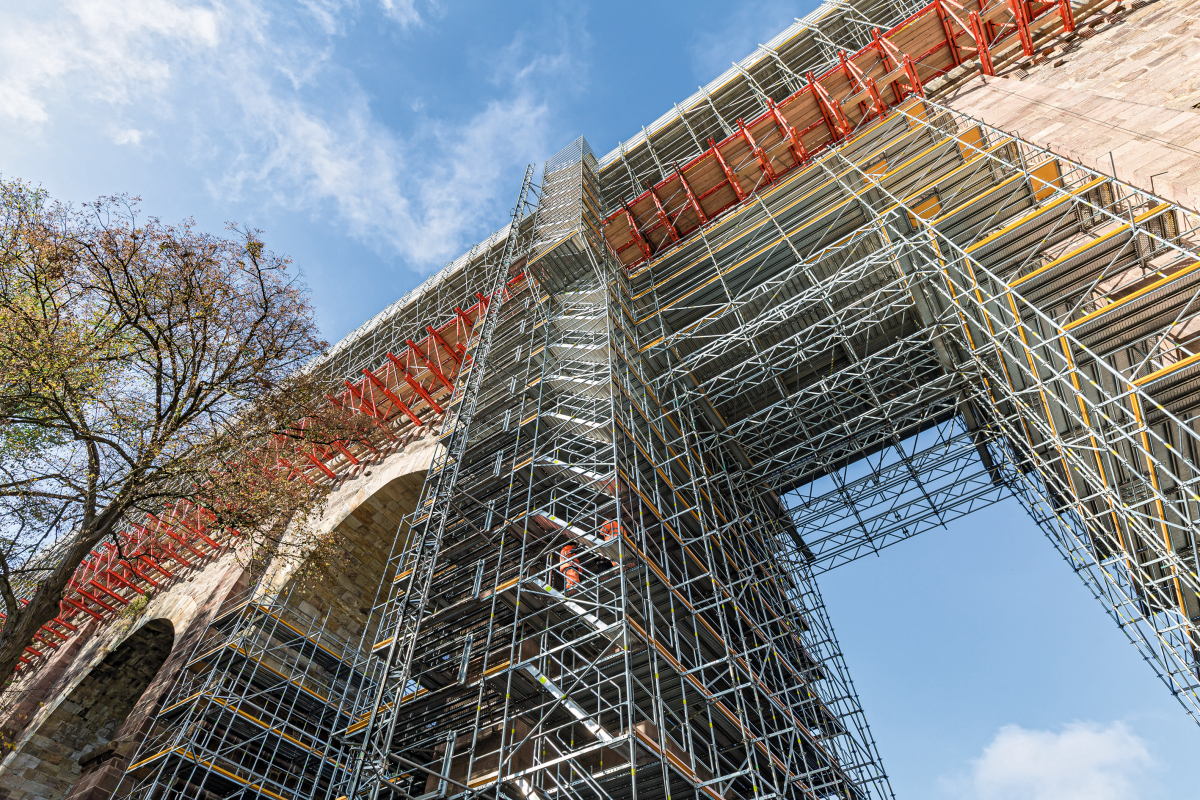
426,325,464,366
674,163,710,226
1058,0,1076,32
648,187,680,247
622,204,653,262
738,119,778,184
387,352,445,415
364,368,423,427
839,52,888,119
407,339,454,392
1010,0,1035,56
768,98,810,171
969,11,997,75
708,137,746,202
808,72,852,140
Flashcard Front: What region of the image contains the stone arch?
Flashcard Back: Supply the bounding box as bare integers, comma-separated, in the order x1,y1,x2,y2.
283,469,426,642
260,433,439,644
0,618,174,800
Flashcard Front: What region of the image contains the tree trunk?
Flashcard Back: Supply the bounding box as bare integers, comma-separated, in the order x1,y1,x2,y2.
0,526,112,690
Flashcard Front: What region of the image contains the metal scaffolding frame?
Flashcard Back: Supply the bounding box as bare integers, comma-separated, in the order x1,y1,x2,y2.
118,589,370,800
341,134,895,800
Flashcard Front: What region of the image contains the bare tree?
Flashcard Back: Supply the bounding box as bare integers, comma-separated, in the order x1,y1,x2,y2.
0,179,364,687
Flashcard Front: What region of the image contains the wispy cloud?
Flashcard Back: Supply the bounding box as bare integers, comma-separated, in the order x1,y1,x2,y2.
945,722,1154,800
379,0,438,28
0,0,222,125
0,0,552,269
212,75,548,264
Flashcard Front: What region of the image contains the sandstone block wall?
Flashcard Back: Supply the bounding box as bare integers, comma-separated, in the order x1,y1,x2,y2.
943,0,1200,211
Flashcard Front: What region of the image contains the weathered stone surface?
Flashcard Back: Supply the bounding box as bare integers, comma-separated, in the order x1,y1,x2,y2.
0,430,438,798
942,0,1200,211
258,429,439,642
1021,0,1200,111
0,621,172,800
943,74,1200,212
0,552,248,800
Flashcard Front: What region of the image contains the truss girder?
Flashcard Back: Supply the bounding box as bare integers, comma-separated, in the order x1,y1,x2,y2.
796,96,1200,720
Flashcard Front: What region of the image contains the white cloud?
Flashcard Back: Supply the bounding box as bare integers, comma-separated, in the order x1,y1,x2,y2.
949,722,1154,800
0,0,554,269
111,128,145,146
0,0,222,124
378,0,422,27
212,76,547,264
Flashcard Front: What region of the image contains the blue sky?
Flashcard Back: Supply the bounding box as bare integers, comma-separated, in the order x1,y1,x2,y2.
2,1,1196,796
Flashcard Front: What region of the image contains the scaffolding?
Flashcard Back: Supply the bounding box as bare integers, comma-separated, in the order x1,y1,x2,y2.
341,134,894,800
103,1,1200,799
118,590,369,800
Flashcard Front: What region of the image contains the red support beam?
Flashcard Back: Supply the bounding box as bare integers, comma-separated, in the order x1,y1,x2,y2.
332,439,361,465
806,73,851,140
62,595,104,621
304,451,339,480
337,383,398,444
903,56,926,98
1010,0,1034,56
622,205,653,262
426,325,463,366
838,53,888,119
364,368,423,427
872,27,895,71
737,120,778,183
88,579,129,606
649,187,680,244
838,50,858,96
933,2,963,67
970,11,996,76
1058,0,1075,33
166,516,220,549
876,27,909,66
40,624,71,641
767,99,810,167
74,586,117,613
103,567,145,595
141,554,175,578
137,525,196,566
939,1,976,48
147,515,207,558
708,138,746,202
408,339,455,391
674,164,709,226
275,456,315,487
119,558,160,588
387,352,445,414
344,379,384,420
